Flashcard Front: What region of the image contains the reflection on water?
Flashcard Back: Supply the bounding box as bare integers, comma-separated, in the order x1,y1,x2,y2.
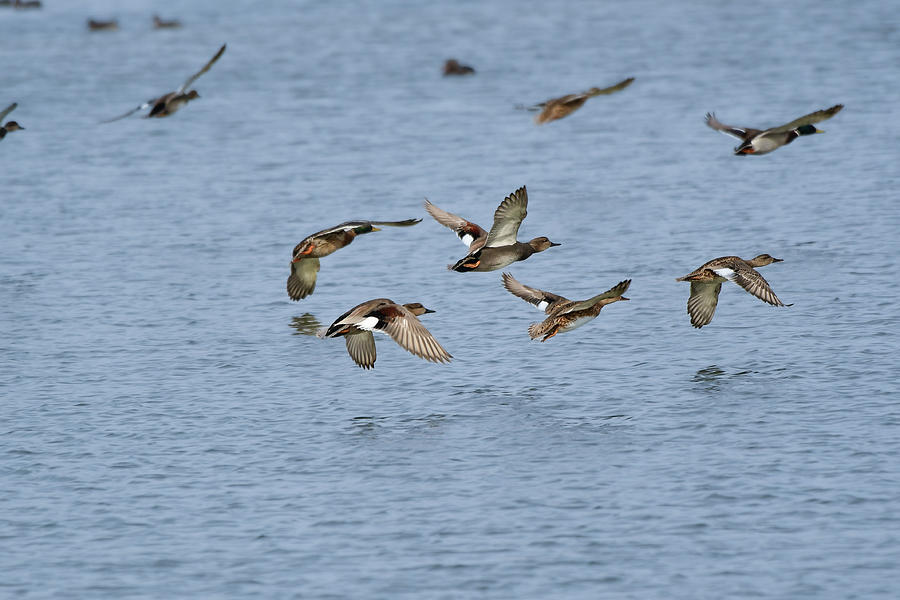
289,313,323,336
692,365,754,392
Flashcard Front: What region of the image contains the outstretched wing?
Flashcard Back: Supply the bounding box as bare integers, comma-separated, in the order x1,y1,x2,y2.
424,199,488,250
564,279,631,313
176,44,227,94
344,332,377,369
100,98,159,123
586,77,635,96
686,281,722,328
383,306,452,364
765,104,843,134
705,113,749,139
713,265,786,307
287,257,321,300
307,218,421,238
501,272,568,313
0,103,17,122
484,186,528,248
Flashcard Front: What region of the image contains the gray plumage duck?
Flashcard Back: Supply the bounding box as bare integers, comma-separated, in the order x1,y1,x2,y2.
425,186,559,272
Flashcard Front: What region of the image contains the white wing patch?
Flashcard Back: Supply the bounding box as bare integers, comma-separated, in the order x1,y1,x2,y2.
461,233,474,247
536,300,549,311
712,267,735,280
356,316,380,331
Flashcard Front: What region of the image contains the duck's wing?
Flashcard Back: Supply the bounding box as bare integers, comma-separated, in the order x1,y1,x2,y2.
287,257,320,300
383,306,452,364
100,98,159,123
309,219,420,238
344,331,377,369
364,218,422,227
564,279,631,313
713,264,786,307
704,113,751,140
585,77,635,96
484,186,528,248
0,103,17,122
686,281,722,328
501,272,568,313
176,43,226,94
765,104,843,134
424,200,488,250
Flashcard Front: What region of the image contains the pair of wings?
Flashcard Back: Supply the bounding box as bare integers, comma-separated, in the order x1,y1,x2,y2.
0,102,17,122
302,219,421,242
502,272,632,316
287,218,421,300
705,104,843,139
326,300,452,369
521,77,635,111
424,186,528,252
101,44,227,123
685,263,788,328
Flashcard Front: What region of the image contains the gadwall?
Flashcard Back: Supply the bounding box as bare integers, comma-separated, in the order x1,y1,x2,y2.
443,59,475,76
503,273,630,341
705,105,843,155
287,218,421,301
0,103,24,140
521,77,634,124
425,186,560,272
321,299,452,369
676,254,791,328
102,44,226,122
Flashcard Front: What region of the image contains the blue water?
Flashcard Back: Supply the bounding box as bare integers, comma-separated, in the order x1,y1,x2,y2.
3,0,899,598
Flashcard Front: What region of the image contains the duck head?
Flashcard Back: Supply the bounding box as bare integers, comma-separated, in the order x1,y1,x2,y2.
528,237,561,252
402,303,435,316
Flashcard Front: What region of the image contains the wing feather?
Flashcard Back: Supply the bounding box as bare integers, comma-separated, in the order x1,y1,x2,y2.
344,332,377,369
176,44,227,94
0,102,17,122
484,186,527,247
287,257,320,300
766,104,843,134
705,112,749,139
383,308,452,364
687,281,722,328
501,272,568,313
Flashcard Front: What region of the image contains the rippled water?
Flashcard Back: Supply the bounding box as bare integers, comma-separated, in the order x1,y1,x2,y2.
3,0,899,598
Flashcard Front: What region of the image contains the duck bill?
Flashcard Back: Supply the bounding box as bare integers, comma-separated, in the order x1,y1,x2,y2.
620,296,630,301
771,257,784,262
423,308,435,314
370,227,381,232
549,241,561,247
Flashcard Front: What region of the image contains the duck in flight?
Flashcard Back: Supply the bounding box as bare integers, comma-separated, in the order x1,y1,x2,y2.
287,219,421,301
321,299,452,369
676,254,791,328
0,103,24,141
502,273,631,341
521,77,635,124
424,186,560,272
102,44,226,122
705,104,843,155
